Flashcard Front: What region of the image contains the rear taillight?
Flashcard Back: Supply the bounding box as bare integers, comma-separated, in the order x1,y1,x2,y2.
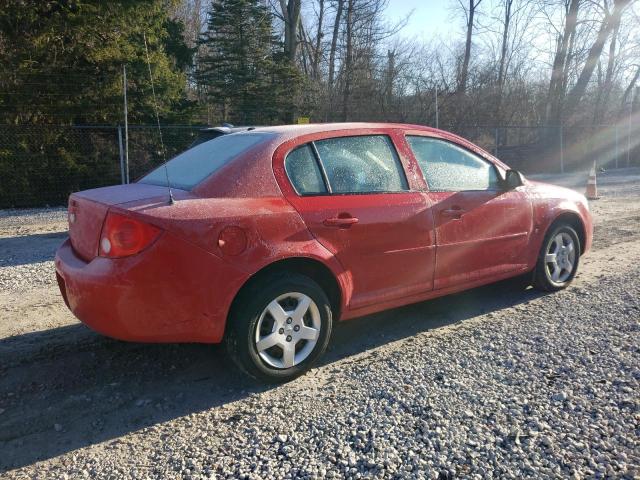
98,211,161,258
68,199,77,226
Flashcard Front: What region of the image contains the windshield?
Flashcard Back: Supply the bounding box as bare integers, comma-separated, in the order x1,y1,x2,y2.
139,132,272,190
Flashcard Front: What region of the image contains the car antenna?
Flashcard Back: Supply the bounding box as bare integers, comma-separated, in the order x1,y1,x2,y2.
143,32,174,204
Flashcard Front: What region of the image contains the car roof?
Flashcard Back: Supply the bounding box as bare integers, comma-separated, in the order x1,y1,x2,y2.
246,122,438,138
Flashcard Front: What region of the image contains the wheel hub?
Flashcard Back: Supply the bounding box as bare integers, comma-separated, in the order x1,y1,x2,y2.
254,292,322,369
545,232,576,284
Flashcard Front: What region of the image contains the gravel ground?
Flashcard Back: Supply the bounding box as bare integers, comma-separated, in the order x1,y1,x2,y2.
0,207,67,293
1,170,639,478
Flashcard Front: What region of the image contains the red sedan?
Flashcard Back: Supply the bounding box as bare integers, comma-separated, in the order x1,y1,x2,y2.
55,123,592,381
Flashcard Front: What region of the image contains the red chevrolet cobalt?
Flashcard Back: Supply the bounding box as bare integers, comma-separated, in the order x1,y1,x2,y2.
55,123,592,381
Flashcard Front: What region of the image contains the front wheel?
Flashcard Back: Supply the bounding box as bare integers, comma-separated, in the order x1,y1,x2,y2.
533,224,581,291
225,273,333,382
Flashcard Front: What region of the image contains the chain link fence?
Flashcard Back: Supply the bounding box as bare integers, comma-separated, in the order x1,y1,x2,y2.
454,124,638,174
0,125,202,208
1,123,638,208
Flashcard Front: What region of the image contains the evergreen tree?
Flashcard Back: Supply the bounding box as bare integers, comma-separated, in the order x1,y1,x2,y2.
198,0,300,125
0,0,195,207
0,0,194,125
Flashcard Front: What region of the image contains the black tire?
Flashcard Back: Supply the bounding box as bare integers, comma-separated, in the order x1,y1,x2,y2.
224,272,333,382
532,224,581,292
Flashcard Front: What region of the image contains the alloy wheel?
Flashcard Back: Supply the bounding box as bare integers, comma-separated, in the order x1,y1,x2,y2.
544,232,576,284
254,292,321,369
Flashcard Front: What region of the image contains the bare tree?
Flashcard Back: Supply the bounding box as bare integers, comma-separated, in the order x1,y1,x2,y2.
171,0,206,47
192,0,640,142
621,66,640,108
458,0,484,93
497,0,514,89
564,0,632,115
328,0,345,90
472,0,538,125
312,0,325,79
545,0,581,125
341,0,354,120
279,0,302,62
593,2,621,123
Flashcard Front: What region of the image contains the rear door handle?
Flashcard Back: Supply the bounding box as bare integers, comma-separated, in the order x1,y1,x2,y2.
441,208,466,219
323,216,359,228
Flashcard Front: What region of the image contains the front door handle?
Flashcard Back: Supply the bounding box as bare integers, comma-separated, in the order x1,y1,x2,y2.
323,216,359,228
441,208,466,219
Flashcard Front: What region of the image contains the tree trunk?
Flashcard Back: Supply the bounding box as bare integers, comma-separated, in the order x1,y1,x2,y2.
564,0,630,117
621,66,640,109
279,0,302,62
299,23,311,76
496,0,512,89
341,0,354,121
382,49,395,117
594,18,620,123
495,0,513,122
312,0,325,80
604,21,619,89
328,0,344,90
458,0,480,93
545,0,580,125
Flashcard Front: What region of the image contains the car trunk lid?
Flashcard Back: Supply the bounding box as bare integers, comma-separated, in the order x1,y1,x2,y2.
68,184,190,261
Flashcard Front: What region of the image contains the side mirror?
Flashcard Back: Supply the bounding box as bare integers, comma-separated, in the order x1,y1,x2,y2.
505,169,524,190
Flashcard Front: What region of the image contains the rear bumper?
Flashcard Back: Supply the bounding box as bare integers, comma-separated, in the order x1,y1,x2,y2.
54,233,248,343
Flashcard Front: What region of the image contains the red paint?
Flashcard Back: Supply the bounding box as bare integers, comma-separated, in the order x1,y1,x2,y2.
55,123,593,343
287,191,436,309
428,190,532,289
217,226,248,256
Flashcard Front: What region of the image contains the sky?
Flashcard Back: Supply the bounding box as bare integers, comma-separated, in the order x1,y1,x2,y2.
385,0,454,41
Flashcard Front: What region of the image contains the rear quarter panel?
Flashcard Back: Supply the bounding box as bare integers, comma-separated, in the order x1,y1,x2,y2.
125,196,352,321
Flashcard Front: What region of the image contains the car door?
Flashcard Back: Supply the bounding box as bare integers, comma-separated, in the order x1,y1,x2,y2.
280,133,436,310
405,135,533,290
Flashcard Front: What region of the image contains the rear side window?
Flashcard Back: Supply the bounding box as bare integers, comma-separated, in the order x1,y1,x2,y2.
407,136,500,191
140,132,271,190
314,135,408,194
285,145,327,195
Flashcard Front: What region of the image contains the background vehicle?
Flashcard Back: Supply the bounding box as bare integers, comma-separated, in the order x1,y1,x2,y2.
55,123,592,381
187,125,255,148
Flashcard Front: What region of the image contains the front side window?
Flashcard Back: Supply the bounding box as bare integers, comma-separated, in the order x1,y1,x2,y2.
285,145,327,195
314,135,408,194
407,136,500,191
140,132,272,190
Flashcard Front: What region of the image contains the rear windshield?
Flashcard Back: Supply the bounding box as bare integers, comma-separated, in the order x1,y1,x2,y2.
139,132,272,190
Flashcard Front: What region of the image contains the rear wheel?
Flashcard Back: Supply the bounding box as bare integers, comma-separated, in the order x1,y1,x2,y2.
225,273,333,382
533,224,580,291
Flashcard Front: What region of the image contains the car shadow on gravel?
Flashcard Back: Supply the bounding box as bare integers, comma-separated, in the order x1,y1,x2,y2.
0,278,547,472
0,232,67,267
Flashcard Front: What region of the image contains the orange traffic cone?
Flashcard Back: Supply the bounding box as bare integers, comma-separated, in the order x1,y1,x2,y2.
586,162,599,200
